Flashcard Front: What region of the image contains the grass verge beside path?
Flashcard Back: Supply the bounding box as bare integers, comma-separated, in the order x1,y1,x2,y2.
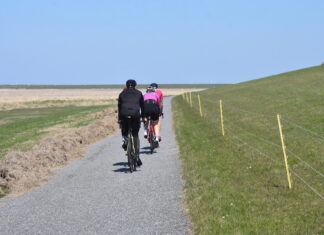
0,105,113,159
173,66,324,234
173,97,323,234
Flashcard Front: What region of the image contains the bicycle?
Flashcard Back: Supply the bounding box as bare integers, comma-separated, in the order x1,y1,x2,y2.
126,116,137,173
146,116,158,154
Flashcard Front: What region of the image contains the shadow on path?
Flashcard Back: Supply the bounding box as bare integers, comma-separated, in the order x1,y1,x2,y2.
113,168,130,173
112,162,142,173
113,162,129,173
140,146,156,155
113,162,128,167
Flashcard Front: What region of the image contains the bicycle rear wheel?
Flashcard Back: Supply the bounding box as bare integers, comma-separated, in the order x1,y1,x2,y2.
148,122,155,154
127,135,137,172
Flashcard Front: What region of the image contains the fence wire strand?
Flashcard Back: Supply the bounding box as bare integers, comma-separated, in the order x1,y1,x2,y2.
225,127,282,166
201,96,324,177
181,94,324,199
203,97,274,119
202,96,324,141
281,118,324,141
290,169,324,199
225,120,324,178
226,127,324,199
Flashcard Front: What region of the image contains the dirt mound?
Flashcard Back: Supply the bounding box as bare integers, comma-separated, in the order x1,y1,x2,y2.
0,108,118,197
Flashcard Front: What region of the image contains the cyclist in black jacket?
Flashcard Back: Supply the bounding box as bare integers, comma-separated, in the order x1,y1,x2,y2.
118,79,144,166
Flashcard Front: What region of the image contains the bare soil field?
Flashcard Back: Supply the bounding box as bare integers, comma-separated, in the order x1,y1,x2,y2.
0,108,118,197
0,88,203,110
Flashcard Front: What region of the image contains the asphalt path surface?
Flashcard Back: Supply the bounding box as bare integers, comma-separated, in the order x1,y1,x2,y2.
0,97,190,235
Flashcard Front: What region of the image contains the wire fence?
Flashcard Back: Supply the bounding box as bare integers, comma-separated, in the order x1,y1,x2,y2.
181,91,324,199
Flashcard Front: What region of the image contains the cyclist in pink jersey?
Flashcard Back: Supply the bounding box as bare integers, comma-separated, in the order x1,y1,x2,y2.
150,83,163,142
143,86,161,143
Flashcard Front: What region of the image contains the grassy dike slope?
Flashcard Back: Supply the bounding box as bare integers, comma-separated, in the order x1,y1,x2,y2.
0,105,112,159
173,66,324,234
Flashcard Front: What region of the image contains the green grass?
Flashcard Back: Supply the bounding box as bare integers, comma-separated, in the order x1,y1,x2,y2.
0,105,113,159
0,84,225,89
173,65,324,234
23,99,115,106
24,99,95,104
0,186,10,198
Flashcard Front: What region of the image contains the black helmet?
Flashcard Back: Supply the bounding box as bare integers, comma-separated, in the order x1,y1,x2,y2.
150,83,158,88
126,79,137,88
146,86,155,93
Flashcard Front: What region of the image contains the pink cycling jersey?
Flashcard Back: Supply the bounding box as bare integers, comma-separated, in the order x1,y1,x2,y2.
143,92,160,107
154,89,163,101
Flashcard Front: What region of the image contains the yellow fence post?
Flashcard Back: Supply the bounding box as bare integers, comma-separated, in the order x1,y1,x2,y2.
277,114,292,189
220,100,225,136
197,94,203,117
189,92,192,107
181,89,185,100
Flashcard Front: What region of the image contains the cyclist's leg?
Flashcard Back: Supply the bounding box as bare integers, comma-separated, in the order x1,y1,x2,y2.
153,123,160,142
153,118,159,137
143,101,150,138
157,103,163,135
121,117,129,150
143,115,148,138
156,120,161,141
154,106,161,141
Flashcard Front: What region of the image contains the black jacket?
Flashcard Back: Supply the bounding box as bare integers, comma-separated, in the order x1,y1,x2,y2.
118,88,144,119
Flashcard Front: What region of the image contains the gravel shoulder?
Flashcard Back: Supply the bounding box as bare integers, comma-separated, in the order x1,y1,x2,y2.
0,97,190,235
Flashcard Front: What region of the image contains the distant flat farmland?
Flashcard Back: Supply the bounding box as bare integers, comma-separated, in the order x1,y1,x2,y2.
0,87,215,110
0,84,223,89
0,88,205,102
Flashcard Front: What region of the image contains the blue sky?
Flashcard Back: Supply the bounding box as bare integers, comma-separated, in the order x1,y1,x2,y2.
0,0,323,85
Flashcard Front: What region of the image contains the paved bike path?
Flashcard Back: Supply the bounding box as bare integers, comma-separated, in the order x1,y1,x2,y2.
0,97,190,234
